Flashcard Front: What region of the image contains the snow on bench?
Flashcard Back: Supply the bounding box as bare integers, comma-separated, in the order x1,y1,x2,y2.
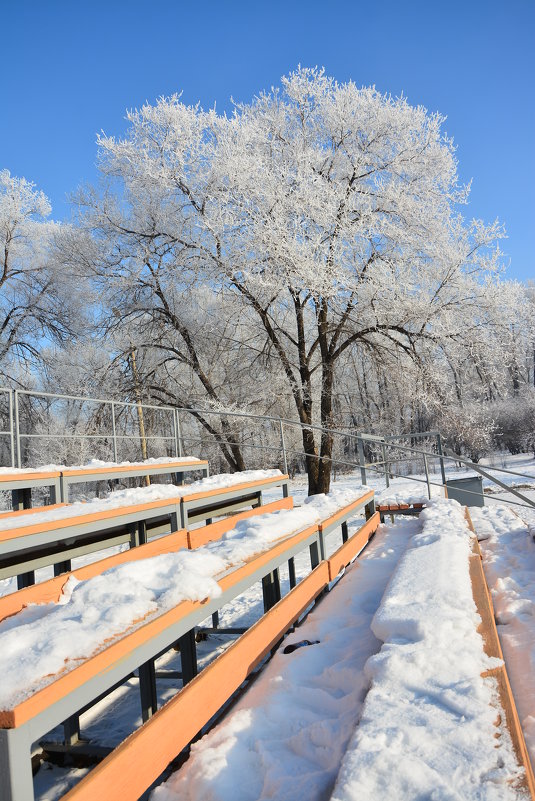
0,487,378,801
329,498,531,801
0,470,288,588
0,457,209,509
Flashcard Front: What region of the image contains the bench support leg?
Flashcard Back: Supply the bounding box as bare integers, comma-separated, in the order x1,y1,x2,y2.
129,521,147,548
178,630,198,686
16,571,35,590
139,659,157,722
288,557,296,589
262,568,281,613
309,540,320,571
212,611,219,629
63,714,81,745
54,560,72,577
341,521,349,544
0,727,34,801
11,488,32,511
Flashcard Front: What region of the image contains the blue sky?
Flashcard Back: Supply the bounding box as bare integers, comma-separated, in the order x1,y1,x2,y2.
2,0,533,281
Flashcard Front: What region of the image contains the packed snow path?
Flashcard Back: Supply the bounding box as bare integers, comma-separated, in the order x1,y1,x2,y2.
153,500,528,801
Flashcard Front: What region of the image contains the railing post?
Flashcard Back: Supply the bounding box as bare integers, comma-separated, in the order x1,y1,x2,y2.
381,441,389,489
8,389,15,468
175,409,183,457
110,402,118,463
423,454,432,499
14,390,22,468
279,419,288,475
357,435,367,485
436,431,447,486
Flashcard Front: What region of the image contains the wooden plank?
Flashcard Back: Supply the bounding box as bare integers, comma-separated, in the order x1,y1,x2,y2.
0,503,68,521
60,562,330,801
0,523,319,727
0,529,189,623
187,496,293,548
467,509,535,799
0,476,287,543
62,460,207,477
318,490,374,532
183,474,288,503
0,471,60,483
327,513,380,582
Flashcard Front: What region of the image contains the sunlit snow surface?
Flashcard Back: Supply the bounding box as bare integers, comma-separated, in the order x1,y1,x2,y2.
153,499,526,801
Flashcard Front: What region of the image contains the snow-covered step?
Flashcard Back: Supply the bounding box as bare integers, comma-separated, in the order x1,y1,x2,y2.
0,488,376,801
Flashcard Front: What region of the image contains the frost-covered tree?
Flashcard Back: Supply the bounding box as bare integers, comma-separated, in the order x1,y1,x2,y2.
79,68,509,492
0,170,82,384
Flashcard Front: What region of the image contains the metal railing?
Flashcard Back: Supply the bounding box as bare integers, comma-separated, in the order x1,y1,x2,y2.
0,386,534,514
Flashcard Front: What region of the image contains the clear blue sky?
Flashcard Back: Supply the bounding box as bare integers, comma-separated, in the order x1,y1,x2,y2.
2,0,533,281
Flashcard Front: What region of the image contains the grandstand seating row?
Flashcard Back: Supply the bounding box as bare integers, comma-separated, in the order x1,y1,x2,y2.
0,459,376,801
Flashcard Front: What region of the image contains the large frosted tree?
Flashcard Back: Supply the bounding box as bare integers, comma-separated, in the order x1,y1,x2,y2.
87,67,505,492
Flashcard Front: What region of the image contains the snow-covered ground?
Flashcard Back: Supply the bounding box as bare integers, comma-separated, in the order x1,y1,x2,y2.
1,455,534,800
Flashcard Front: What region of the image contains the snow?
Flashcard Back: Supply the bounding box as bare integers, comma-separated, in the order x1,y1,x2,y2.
331,498,525,801
0,456,205,475
153,498,527,801
151,520,412,801
0,469,283,532
0,488,365,710
471,504,535,762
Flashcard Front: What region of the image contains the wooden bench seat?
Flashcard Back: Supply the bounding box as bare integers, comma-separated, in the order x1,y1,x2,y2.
376,501,425,522
0,459,209,511
0,472,289,589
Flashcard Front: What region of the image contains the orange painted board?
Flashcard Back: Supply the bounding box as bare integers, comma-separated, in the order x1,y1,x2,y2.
61,561,330,801
468,520,535,797
318,490,375,532
0,503,68,521
188,496,293,549
183,474,289,502
0,471,61,483
0,477,288,543
0,522,319,727
327,513,380,582
0,529,189,623
62,460,207,477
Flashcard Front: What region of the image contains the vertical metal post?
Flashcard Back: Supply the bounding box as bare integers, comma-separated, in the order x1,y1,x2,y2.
436,432,447,487
138,659,157,722
341,521,349,543
110,402,118,462
279,419,288,475
423,455,432,499
357,435,367,485
178,630,198,685
262,569,281,613
14,390,21,468
381,442,390,489
175,409,183,457
8,390,15,468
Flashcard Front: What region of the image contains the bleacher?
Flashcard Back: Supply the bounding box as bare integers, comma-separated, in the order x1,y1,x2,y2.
0,457,376,801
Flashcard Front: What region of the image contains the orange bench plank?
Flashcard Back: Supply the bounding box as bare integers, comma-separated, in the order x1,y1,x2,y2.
467,509,535,798
0,503,68,521
62,460,207,477
188,496,293,548
327,513,380,582
61,561,330,801
0,477,286,543
318,490,374,532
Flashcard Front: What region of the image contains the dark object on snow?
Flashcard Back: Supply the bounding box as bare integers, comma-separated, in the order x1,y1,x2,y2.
283,639,320,654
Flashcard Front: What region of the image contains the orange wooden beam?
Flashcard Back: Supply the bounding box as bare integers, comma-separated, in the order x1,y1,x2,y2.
467,509,535,798
327,513,380,582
